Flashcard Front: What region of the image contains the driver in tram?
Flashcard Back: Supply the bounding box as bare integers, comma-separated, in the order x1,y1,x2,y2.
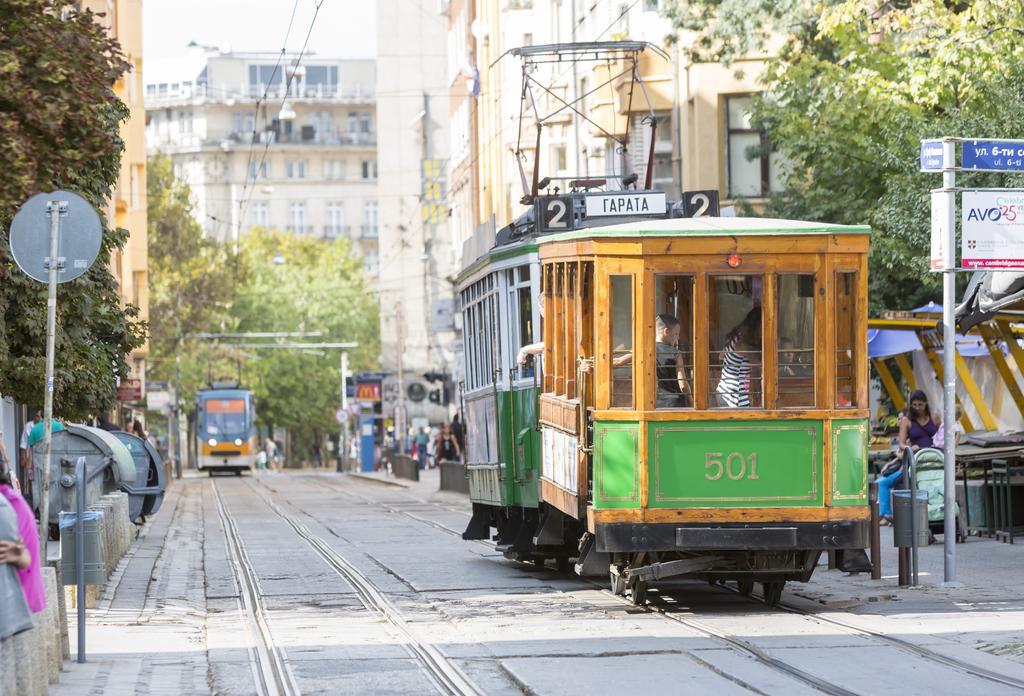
607,314,691,407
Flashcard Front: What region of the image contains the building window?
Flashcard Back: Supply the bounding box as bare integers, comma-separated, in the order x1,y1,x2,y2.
725,94,784,198
286,160,307,179
129,165,141,210
326,202,346,237
362,201,378,238
324,159,346,180
359,113,371,133
288,202,307,234
250,201,269,228
552,145,567,175
249,160,269,180
361,160,377,180
364,250,380,276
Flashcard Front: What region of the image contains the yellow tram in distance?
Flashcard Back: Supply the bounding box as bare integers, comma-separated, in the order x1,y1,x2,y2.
536,215,870,604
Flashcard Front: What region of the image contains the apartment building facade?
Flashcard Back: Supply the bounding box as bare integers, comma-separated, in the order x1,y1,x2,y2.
448,0,785,266
144,50,380,272
374,0,458,425
82,0,150,420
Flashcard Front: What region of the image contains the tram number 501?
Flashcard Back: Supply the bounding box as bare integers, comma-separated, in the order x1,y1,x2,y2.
704,452,760,481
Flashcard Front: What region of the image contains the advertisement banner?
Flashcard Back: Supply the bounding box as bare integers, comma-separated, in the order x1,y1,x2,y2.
962,190,1024,269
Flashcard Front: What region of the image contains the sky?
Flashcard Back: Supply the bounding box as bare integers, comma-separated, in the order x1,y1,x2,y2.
143,0,376,63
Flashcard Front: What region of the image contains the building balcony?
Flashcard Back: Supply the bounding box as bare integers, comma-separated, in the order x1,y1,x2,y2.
360,225,379,239
285,225,314,235
323,224,351,238
145,82,376,105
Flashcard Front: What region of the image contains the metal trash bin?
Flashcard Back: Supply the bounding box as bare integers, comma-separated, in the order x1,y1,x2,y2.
893,489,929,548
33,425,136,527
59,510,107,585
110,431,166,522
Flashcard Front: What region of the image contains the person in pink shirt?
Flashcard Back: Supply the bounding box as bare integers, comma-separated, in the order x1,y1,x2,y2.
0,451,45,613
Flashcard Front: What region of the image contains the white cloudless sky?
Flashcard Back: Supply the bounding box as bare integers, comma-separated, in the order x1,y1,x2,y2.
143,0,376,63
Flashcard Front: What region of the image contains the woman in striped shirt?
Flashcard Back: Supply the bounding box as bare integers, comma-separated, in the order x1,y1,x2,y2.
716,307,762,408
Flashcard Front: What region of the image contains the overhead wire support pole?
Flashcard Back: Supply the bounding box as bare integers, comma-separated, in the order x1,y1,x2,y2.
941,137,958,585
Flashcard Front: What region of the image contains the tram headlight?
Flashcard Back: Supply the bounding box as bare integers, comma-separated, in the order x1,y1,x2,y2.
208,438,217,446
234,438,243,446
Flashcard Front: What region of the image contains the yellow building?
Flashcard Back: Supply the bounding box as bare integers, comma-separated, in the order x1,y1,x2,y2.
450,0,783,263
82,0,150,413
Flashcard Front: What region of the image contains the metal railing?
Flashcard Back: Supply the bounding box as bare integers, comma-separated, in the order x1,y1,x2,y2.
360,225,379,239
323,224,351,238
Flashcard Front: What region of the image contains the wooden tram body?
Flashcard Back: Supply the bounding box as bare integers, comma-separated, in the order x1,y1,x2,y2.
535,217,871,601
458,201,872,602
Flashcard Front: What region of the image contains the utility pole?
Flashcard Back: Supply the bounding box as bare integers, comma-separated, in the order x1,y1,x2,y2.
173,354,182,479
396,304,406,453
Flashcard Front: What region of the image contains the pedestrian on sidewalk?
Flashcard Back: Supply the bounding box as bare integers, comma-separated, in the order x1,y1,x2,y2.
0,492,32,640
435,423,461,465
18,411,39,504
879,391,940,525
415,427,430,470
0,458,44,613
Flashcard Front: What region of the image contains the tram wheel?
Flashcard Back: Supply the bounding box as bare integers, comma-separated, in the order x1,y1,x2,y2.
532,557,545,570
762,581,785,606
629,580,648,606
737,579,754,597
556,556,570,573
207,470,214,478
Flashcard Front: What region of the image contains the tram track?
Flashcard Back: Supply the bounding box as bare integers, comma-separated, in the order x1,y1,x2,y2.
211,480,300,696
320,474,1024,694
243,476,485,696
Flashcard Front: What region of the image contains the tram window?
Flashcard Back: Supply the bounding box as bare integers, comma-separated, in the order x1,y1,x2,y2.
709,275,763,408
544,264,554,393
518,286,534,378
610,275,634,408
653,275,694,409
835,271,858,408
776,274,815,408
565,264,577,400
553,265,565,394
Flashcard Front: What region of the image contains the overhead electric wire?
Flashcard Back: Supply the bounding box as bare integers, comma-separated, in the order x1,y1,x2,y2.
237,0,328,239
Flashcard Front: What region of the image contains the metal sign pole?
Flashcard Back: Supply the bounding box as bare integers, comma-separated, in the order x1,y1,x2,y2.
38,199,65,557
941,138,958,585
75,455,86,663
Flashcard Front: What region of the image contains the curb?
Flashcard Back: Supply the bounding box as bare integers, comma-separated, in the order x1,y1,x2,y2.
348,472,416,488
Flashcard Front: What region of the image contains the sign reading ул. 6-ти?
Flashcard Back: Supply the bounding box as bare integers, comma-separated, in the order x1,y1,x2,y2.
962,140,1024,171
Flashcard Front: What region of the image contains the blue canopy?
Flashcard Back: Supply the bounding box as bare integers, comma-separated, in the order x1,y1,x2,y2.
867,329,921,358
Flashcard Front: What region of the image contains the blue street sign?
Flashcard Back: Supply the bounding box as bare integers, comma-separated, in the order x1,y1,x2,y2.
962,140,1024,171
920,140,945,171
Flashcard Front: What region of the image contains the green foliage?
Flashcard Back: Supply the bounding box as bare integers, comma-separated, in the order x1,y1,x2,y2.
669,0,1024,312
231,229,380,451
0,1,146,418
146,153,239,408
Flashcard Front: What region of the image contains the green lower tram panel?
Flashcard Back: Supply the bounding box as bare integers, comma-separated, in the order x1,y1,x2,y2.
593,419,869,509
465,386,542,509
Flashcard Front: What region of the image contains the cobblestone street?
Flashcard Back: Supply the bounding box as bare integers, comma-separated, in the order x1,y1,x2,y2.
44,470,1024,695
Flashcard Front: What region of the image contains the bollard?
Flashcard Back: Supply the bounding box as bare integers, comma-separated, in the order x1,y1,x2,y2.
869,481,881,580
76,455,86,663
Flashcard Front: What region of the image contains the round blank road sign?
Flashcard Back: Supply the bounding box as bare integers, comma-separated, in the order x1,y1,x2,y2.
9,190,103,284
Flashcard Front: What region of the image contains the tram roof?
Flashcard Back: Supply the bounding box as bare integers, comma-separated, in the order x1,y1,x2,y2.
541,216,871,242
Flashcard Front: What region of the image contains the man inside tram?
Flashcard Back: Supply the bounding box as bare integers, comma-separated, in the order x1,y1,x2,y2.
606,314,691,407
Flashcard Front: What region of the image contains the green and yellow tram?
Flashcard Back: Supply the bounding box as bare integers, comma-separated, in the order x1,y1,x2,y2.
458,195,871,604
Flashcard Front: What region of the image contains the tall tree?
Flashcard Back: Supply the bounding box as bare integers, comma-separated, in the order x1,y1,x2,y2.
0,1,146,418
146,154,238,407
230,229,380,457
667,0,1024,311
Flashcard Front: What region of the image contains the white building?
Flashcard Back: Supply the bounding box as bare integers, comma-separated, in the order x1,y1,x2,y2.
145,49,380,271
376,0,459,424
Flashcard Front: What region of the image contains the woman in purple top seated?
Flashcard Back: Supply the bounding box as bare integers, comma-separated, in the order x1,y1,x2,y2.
878,390,941,524
0,455,45,613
